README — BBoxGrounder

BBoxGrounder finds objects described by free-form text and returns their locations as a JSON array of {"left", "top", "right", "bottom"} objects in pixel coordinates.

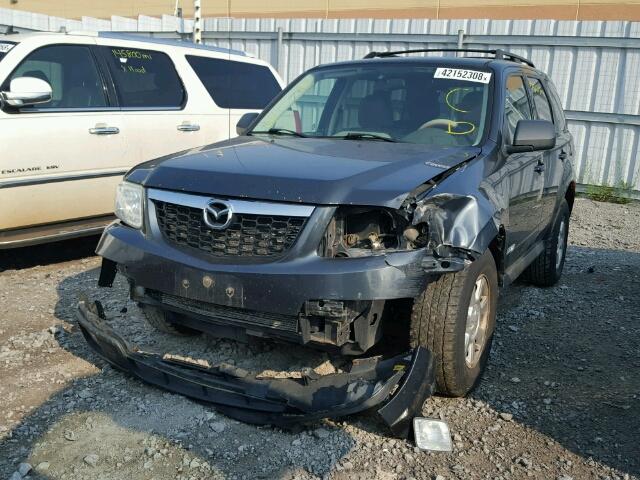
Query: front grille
[
  {"left": 154, "top": 200, "right": 306, "bottom": 257},
  {"left": 151, "top": 290, "right": 299, "bottom": 333}
]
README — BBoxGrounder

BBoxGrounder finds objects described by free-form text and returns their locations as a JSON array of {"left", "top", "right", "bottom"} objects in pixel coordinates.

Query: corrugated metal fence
[{"left": 2, "top": 9, "right": 639, "bottom": 193}]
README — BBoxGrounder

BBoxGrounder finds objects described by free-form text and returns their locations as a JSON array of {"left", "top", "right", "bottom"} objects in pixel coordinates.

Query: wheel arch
[
  {"left": 565, "top": 181, "right": 576, "bottom": 214},
  {"left": 488, "top": 224, "right": 506, "bottom": 278}
]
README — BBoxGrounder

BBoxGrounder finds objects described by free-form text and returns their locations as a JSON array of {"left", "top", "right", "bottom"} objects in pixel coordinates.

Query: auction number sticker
[
  {"left": 434, "top": 68, "right": 492, "bottom": 84},
  {"left": 0, "top": 42, "right": 15, "bottom": 53}
]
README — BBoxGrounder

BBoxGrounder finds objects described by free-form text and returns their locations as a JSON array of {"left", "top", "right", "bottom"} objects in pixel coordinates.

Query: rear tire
[
  {"left": 410, "top": 249, "right": 498, "bottom": 397},
  {"left": 141, "top": 304, "right": 201, "bottom": 336},
  {"left": 523, "top": 199, "right": 570, "bottom": 287}
]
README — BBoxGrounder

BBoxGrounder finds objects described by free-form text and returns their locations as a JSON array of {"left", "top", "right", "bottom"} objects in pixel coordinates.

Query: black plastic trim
[{"left": 76, "top": 297, "right": 434, "bottom": 435}]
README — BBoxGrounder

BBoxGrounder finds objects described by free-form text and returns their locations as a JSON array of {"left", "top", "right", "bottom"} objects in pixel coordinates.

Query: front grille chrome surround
[{"left": 147, "top": 189, "right": 314, "bottom": 258}]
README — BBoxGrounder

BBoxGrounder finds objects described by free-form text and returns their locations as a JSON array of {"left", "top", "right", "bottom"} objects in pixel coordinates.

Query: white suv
[{"left": 0, "top": 32, "right": 283, "bottom": 248}]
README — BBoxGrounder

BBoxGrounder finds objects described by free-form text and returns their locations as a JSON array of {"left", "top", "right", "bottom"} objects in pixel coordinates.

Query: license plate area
[{"left": 173, "top": 270, "right": 244, "bottom": 309}]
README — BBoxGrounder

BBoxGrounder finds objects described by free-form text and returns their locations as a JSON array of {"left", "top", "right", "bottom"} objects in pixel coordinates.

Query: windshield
[
  {"left": 0, "top": 41, "right": 16, "bottom": 63},
  {"left": 251, "top": 63, "right": 492, "bottom": 146}
]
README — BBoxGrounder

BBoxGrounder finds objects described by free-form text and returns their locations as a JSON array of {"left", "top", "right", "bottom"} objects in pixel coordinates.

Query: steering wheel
[
  {"left": 418, "top": 118, "right": 476, "bottom": 136},
  {"left": 418, "top": 118, "right": 458, "bottom": 130}
]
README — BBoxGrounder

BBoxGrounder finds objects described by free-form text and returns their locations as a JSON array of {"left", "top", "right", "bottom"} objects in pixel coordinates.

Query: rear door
[
  {"left": 185, "top": 55, "right": 282, "bottom": 138},
  {"left": 502, "top": 74, "right": 546, "bottom": 265},
  {"left": 0, "top": 41, "right": 128, "bottom": 232},
  {"left": 95, "top": 42, "right": 212, "bottom": 165},
  {"left": 526, "top": 76, "right": 566, "bottom": 230}
]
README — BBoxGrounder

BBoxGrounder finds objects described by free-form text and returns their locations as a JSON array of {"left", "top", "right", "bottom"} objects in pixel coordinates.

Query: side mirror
[
  {"left": 506, "top": 120, "right": 556, "bottom": 154},
  {"left": 0, "top": 76, "right": 52, "bottom": 107},
  {"left": 236, "top": 112, "right": 259, "bottom": 136}
]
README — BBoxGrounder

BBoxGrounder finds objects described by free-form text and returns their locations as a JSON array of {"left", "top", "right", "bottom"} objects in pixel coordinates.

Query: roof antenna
[{"left": 58, "top": 25, "right": 67, "bottom": 34}]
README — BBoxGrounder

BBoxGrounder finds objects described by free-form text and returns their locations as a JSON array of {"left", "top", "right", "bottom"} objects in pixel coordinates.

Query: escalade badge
[{"left": 203, "top": 199, "right": 233, "bottom": 230}]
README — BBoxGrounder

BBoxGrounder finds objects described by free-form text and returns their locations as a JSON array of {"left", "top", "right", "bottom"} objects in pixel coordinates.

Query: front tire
[
  {"left": 523, "top": 199, "right": 570, "bottom": 287},
  {"left": 410, "top": 249, "right": 498, "bottom": 397}
]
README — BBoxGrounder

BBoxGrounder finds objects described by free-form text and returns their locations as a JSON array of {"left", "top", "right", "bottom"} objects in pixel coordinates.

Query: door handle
[
  {"left": 559, "top": 150, "right": 568, "bottom": 160},
  {"left": 534, "top": 164, "right": 545, "bottom": 173},
  {"left": 89, "top": 125, "right": 120, "bottom": 135},
  {"left": 177, "top": 123, "right": 201, "bottom": 132}
]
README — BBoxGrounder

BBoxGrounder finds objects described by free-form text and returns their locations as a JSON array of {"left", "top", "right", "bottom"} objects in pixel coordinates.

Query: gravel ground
[{"left": 0, "top": 197, "right": 639, "bottom": 480}]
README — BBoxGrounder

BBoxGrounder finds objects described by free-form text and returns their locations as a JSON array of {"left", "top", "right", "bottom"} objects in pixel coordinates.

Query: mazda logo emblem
[{"left": 203, "top": 199, "right": 233, "bottom": 230}]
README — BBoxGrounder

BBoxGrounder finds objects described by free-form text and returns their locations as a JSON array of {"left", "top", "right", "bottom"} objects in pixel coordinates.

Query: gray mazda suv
[{"left": 78, "top": 49, "right": 575, "bottom": 434}]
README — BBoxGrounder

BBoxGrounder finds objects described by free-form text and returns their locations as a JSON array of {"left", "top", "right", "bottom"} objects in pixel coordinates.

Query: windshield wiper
[
  {"left": 333, "top": 132, "right": 397, "bottom": 143},
  {"left": 250, "top": 128, "right": 308, "bottom": 138}
]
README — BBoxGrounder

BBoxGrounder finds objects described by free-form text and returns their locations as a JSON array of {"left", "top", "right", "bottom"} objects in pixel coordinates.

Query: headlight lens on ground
[
  {"left": 115, "top": 181, "right": 144, "bottom": 229},
  {"left": 413, "top": 418, "right": 453, "bottom": 452}
]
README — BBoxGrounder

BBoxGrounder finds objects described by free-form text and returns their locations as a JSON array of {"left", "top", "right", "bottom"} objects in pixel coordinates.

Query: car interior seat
[{"left": 357, "top": 91, "right": 394, "bottom": 134}]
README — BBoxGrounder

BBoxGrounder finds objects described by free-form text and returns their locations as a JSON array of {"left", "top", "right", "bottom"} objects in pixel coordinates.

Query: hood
[{"left": 127, "top": 137, "right": 480, "bottom": 208}]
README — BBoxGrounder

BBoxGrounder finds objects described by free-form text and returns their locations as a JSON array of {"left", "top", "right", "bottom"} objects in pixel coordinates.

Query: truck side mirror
[
  {"left": 0, "top": 76, "right": 53, "bottom": 107},
  {"left": 236, "top": 112, "right": 259, "bottom": 136},
  {"left": 506, "top": 120, "right": 556, "bottom": 154}
]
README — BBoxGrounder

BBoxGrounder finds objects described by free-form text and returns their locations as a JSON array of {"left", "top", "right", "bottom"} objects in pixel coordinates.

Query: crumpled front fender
[{"left": 412, "top": 193, "right": 499, "bottom": 258}]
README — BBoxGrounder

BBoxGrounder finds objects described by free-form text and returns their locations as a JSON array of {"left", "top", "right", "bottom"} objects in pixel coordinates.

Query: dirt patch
[{"left": 1, "top": 197, "right": 639, "bottom": 480}]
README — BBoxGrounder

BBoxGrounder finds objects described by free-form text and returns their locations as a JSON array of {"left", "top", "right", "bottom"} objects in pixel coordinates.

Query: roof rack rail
[
  {"left": 0, "top": 25, "right": 18, "bottom": 35},
  {"left": 363, "top": 48, "right": 535, "bottom": 68}
]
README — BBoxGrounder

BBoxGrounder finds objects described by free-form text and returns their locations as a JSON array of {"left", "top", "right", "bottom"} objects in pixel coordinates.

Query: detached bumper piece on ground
[{"left": 76, "top": 298, "right": 435, "bottom": 438}]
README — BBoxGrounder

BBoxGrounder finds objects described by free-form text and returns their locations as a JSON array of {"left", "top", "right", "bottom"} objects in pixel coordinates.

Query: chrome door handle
[
  {"left": 177, "top": 123, "right": 200, "bottom": 132},
  {"left": 89, "top": 125, "right": 120, "bottom": 135}
]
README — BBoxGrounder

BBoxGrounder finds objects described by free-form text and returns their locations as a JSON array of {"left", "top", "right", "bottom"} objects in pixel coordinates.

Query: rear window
[
  {"left": 0, "top": 41, "right": 16, "bottom": 62},
  {"left": 186, "top": 55, "right": 281, "bottom": 109},
  {"left": 102, "top": 46, "right": 185, "bottom": 108}
]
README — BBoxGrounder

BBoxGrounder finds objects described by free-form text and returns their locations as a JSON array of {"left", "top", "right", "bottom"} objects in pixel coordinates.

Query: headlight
[
  {"left": 115, "top": 181, "right": 144, "bottom": 229},
  {"left": 319, "top": 207, "right": 425, "bottom": 257}
]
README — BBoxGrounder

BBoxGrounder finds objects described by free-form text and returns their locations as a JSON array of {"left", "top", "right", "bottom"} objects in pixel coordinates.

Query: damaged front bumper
[
  {"left": 97, "top": 222, "right": 465, "bottom": 353},
  {"left": 76, "top": 298, "right": 435, "bottom": 437}
]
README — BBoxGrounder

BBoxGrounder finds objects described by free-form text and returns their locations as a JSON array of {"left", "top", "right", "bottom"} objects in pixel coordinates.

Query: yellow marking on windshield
[
  {"left": 447, "top": 121, "right": 476, "bottom": 136},
  {"left": 445, "top": 87, "right": 473, "bottom": 113},
  {"left": 444, "top": 88, "right": 477, "bottom": 135}
]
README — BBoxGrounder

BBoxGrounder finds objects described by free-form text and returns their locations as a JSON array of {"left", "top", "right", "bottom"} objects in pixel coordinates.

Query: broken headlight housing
[
  {"left": 319, "top": 206, "right": 429, "bottom": 258},
  {"left": 115, "top": 181, "right": 144, "bottom": 229}
]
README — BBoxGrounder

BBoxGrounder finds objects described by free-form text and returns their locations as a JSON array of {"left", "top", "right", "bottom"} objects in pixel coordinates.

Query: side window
[
  {"left": 186, "top": 56, "right": 281, "bottom": 109},
  {"left": 544, "top": 81, "right": 567, "bottom": 132},
  {"left": 103, "top": 47, "right": 185, "bottom": 108},
  {"left": 527, "top": 77, "right": 553, "bottom": 123},
  {"left": 7, "top": 45, "right": 107, "bottom": 109},
  {"left": 504, "top": 75, "right": 532, "bottom": 143}
]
